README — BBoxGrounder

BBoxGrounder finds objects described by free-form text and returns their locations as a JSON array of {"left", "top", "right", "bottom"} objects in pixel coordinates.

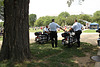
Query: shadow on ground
[{"left": 0, "top": 40, "right": 98, "bottom": 67}]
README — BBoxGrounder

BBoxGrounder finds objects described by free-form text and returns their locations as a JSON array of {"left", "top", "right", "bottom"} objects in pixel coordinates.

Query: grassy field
[
  {"left": 29, "top": 28, "right": 67, "bottom": 33},
  {"left": 29, "top": 28, "right": 43, "bottom": 32},
  {"left": 83, "top": 29, "right": 97, "bottom": 33},
  {"left": 0, "top": 41, "right": 98, "bottom": 67},
  {"left": 0, "top": 36, "right": 3, "bottom": 41},
  {"left": 30, "top": 28, "right": 97, "bottom": 33}
]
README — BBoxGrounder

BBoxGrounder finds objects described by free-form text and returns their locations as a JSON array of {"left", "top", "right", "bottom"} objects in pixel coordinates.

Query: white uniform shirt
[
  {"left": 49, "top": 22, "right": 60, "bottom": 31},
  {"left": 43, "top": 27, "right": 49, "bottom": 32},
  {"left": 72, "top": 22, "right": 82, "bottom": 31}
]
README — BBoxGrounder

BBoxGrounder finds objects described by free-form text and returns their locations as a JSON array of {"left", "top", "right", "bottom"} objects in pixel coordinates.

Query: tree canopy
[
  {"left": 34, "top": 16, "right": 57, "bottom": 26},
  {"left": 0, "top": 0, "right": 4, "bottom": 20},
  {"left": 29, "top": 14, "right": 37, "bottom": 27},
  {"left": 78, "top": 14, "right": 92, "bottom": 22},
  {"left": 93, "top": 11, "right": 100, "bottom": 25},
  {"left": 67, "top": 0, "right": 84, "bottom": 7},
  {"left": 58, "top": 12, "right": 70, "bottom": 18}
]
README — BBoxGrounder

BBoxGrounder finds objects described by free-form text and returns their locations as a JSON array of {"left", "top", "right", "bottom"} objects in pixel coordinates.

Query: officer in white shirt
[
  {"left": 43, "top": 25, "right": 49, "bottom": 41},
  {"left": 49, "top": 19, "right": 65, "bottom": 48},
  {"left": 43, "top": 25, "right": 49, "bottom": 34},
  {"left": 69, "top": 19, "right": 83, "bottom": 47}
]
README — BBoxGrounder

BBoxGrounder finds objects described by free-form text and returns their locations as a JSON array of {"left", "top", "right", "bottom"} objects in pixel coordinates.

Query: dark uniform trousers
[
  {"left": 75, "top": 30, "right": 82, "bottom": 47},
  {"left": 50, "top": 31, "right": 57, "bottom": 47}
]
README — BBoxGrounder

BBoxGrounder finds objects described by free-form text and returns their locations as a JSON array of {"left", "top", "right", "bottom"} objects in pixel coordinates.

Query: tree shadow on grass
[
  {"left": 27, "top": 40, "right": 98, "bottom": 67},
  {"left": 0, "top": 40, "right": 98, "bottom": 67}
]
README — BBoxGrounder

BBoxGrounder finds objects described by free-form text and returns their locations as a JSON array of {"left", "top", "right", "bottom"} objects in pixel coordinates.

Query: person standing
[
  {"left": 69, "top": 19, "right": 83, "bottom": 47},
  {"left": 49, "top": 19, "right": 65, "bottom": 48}
]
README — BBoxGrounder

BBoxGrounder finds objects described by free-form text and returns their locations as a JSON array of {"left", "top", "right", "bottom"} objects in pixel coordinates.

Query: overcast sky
[
  {"left": 0, "top": 0, "right": 99, "bottom": 22},
  {"left": 29, "top": 0, "right": 100, "bottom": 18},
  {"left": 27, "top": 0, "right": 100, "bottom": 18}
]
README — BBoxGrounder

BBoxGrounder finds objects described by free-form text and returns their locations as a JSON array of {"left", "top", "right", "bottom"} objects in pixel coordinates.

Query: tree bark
[{"left": 0, "top": 0, "right": 31, "bottom": 62}]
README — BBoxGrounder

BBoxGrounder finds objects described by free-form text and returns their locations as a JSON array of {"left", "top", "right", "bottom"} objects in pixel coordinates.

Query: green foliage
[
  {"left": 93, "top": 11, "right": 100, "bottom": 25},
  {"left": 29, "top": 14, "right": 37, "bottom": 27},
  {"left": 58, "top": 12, "right": 70, "bottom": 18},
  {"left": 0, "top": 21, "right": 4, "bottom": 27},
  {"left": 78, "top": 20, "right": 86, "bottom": 25},
  {"left": 67, "top": 0, "right": 84, "bottom": 7},
  {"left": 66, "top": 15, "right": 78, "bottom": 25},
  {"left": 0, "top": 0, "right": 4, "bottom": 20},
  {"left": 56, "top": 17, "right": 67, "bottom": 26},
  {"left": 78, "top": 14, "right": 92, "bottom": 25},
  {"left": 32, "top": 10, "right": 100, "bottom": 26},
  {"left": 56, "top": 12, "right": 70, "bottom": 26},
  {"left": 34, "top": 16, "right": 57, "bottom": 26},
  {"left": 34, "top": 17, "right": 44, "bottom": 26},
  {"left": 78, "top": 14, "right": 92, "bottom": 22}
]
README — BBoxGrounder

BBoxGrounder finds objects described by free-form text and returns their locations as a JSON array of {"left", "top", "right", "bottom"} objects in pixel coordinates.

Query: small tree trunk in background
[{"left": 0, "top": 0, "right": 31, "bottom": 61}]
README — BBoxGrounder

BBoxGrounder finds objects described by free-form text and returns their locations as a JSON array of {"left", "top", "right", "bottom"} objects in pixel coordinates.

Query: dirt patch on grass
[{"left": 73, "top": 53, "right": 95, "bottom": 67}]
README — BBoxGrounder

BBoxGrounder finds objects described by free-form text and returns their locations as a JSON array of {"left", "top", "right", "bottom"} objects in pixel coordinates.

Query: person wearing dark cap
[{"left": 49, "top": 19, "right": 65, "bottom": 48}]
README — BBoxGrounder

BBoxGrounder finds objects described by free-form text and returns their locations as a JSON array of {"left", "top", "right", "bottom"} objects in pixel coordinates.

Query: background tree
[
  {"left": 66, "top": 15, "right": 78, "bottom": 25},
  {"left": 93, "top": 11, "right": 100, "bottom": 25},
  {"left": 29, "top": 14, "right": 37, "bottom": 27},
  {"left": 0, "top": 0, "right": 31, "bottom": 61},
  {"left": 42, "top": 16, "right": 55, "bottom": 26},
  {"left": 58, "top": 12, "right": 70, "bottom": 18},
  {"left": 56, "top": 17, "right": 67, "bottom": 26},
  {"left": 34, "top": 16, "right": 56, "bottom": 26},
  {"left": 78, "top": 14, "right": 92, "bottom": 25},
  {"left": 67, "top": 0, "right": 84, "bottom": 7},
  {"left": 78, "top": 14, "right": 92, "bottom": 22},
  {"left": 34, "top": 17, "right": 44, "bottom": 26},
  {"left": 0, "top": 21, "right": 3, "bottom": 27},
  {"left": 0, "top": 0, "right": 4, "bottom": 20}
]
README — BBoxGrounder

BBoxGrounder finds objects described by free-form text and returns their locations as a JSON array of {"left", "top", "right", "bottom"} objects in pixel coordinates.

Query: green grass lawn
[
  {"left": 29, "top": 28, "right": 67, "bottom": 33},
  {"left": 0, "top": 36, "right": 3, "bottom": 41},
  {"left": 30, "top": 28, "right": 97, "bottom": 33},
  {"left": 29, "top": 28, "right": 43, "bottom": 32},
  {"left": 83, "top": 29, "right": 97, "bottom": 33},
  {"left": 0, "top": 41, "right": 98, "bottom": 67}
]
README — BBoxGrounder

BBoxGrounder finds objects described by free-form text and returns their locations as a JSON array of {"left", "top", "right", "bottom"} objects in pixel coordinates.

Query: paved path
[
  {"left": 80, "top": 33, "right": 99, "bottom": 45},
  {"left": 58, "top": 33, "right": 99, "bottom": 45},
  {"left": 29, "top": 32, "right": 99, "bottom": 45}
]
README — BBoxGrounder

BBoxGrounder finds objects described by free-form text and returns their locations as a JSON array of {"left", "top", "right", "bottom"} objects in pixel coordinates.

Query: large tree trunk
[{"left": 0, "top": 0, "right": 31, "bottom": 61}]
